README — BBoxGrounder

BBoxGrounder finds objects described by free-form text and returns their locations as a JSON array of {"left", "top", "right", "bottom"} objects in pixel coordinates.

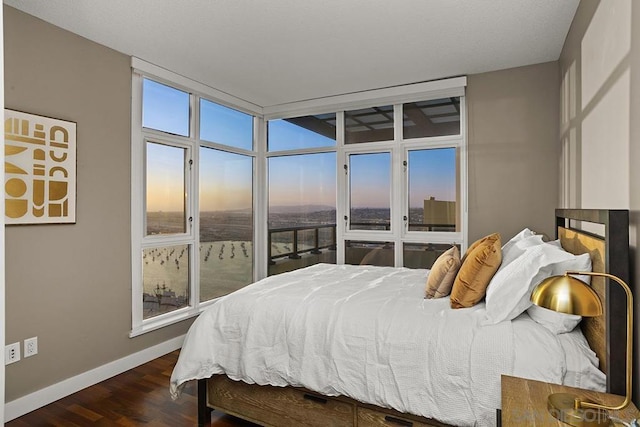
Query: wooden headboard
[{"left": 555, "top": 209, "right": 629, "bottom": 396}]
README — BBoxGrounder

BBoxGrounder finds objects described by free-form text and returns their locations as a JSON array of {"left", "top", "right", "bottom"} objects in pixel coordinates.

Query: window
[
  {"left": 146, "top": 142, "right": 188, "bottom": 235},
  {"left": 132, "top": 73, "right": 257, "bottom": 335},
  {"left": 345, "top": 105, "right": 394, "bottom": 144},
  {"left": 200, "top": 99, "right": 253, "bottom": 150},
  {"left": 348, "top": 152, "right": 391, "bottom": 231},
  {"left": 403, "top": 97, "right": 461, "bottom": 139},
  {"left": 268, "top": 114, "right": 336, "bottom": 151},
  {"left": 341, "top": 100, "right": 465, "bottom": 270},
  {"left": 346, "top": 241, "right": 394, "bottom": 266},
  {"left": 132, "top": 59, "right": 466, "bottom": 334},
  {"left": 267, "top": 152, "right": 337, "bottom": 276},
  {"left": 142, "top": 79, "right": 189, "bottom": 136},
  {"left": 143, "top": 244, "right": 190, "bottom": 319},
  {"left": 403, "top": 242, "right": 460, "bottom": 269},
  {"left": 266, "top": 114, "right": 338, "bottom": 277},
  {"left": 199, "top": 148, "right": 253, "bottom": 300},
  {"left": 407, "top": 147, "right": 459, "bottom": 232}
]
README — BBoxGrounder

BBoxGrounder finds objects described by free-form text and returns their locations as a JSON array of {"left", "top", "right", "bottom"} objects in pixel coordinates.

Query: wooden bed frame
[{"left": 195, "top": 208, "right": 630, "bottom": 427}]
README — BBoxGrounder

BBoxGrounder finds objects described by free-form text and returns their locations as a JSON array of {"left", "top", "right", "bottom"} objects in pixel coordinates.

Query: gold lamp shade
[
  {"left": 531, "top": 274, "right": 603, "bottom": 317},
  {"left": 530, "top": 271, "right": 634, "bottom": 427}
]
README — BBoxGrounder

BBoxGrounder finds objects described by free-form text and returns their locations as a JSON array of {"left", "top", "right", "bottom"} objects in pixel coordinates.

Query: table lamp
[{"left": 530, "top": 271, "right": 633, "bottom": 427}]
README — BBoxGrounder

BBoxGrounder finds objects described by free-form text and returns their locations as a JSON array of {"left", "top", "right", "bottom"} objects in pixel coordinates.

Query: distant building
[{"left": 423, "top": 197, "right": 456, "bottom": 231}]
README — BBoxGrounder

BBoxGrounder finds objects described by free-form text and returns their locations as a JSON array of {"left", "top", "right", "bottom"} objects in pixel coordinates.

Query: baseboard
[{"left": 4, "top": 334, "right": 185, "bottom": 422}]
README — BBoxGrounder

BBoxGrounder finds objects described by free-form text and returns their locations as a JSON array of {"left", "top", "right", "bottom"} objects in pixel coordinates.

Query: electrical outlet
[
  {"left": 5, "top": 342, "right": 21, "bottom": 365},
  {"left": 24, "top": 337, "right": 38, "bottom": 358}
]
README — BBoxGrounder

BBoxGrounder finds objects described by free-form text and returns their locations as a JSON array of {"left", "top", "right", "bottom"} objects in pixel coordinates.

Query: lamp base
[{"left": 547, "top": 393, "right": 610, "bottom": 426}]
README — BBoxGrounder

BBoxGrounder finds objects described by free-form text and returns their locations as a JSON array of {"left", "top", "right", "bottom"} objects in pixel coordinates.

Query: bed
[{"left": 170, "top": 209, "right": 630, "bottom": 427}]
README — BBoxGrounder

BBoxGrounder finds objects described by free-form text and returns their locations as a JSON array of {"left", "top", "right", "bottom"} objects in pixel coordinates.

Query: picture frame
[{"left": 4, "top": 109, "right": 77, "bottom": 224}]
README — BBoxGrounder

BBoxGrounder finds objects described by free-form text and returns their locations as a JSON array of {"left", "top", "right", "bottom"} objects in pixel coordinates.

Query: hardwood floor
[{"left": 6, "top": 350, "right": 258, "bottom": 427}]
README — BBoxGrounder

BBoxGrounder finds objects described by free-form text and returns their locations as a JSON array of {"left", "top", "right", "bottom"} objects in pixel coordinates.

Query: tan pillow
[
  {"left": 425, "top": 246, "right": 461, "bottom": 299},
  {"left": 450, "top": 233, "right": 502, "bottom": 309}
]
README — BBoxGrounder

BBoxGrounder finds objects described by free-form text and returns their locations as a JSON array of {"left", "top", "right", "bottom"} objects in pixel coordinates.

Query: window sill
[
  {"left": 130, "top": 307, "right": 199, "bottom": 338},
  {"left": 130, "top": 298, "right": 219, "bottom": 337}
]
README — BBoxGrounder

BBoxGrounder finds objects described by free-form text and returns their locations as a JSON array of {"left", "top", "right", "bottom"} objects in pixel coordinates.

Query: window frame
[
  {"left": 402, "top": 138, "right": 464, "bottom": 239},
  {"left": 344, "top": 146, "right": 394, "bottom": 234}
]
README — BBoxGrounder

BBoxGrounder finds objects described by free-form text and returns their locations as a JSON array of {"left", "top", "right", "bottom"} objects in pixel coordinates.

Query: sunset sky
[{"left": 143, "top": 78, "right": 456, "bottom": 213}]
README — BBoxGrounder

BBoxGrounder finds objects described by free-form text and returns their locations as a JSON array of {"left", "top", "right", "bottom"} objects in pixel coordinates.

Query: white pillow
[
  {"left": 526, "top": 305, "right": 582, "bottom": 334},
  {"left": 500, "top": 233, "right": 545, "bottom": 269},
  {"left": 484, "top": 243, "right": 592, "bottom": 324},
  {"left": 501, "top": 228, "right": 536, "bottom": 258}
]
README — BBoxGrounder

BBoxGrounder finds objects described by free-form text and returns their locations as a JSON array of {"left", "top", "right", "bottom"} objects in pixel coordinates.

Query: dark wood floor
[{"left": 6, "top": 350, "right": 258, "bottom": 426}]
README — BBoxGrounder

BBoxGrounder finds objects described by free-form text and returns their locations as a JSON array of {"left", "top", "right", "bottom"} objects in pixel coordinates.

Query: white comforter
[{"left": 170, "top": 263, "right": 598, "bottom": 426}]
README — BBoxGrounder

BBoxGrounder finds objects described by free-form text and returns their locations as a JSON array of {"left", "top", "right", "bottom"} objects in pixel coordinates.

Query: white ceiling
[{"left": 5, "top": 0, "right": 579, "bottom": 108}]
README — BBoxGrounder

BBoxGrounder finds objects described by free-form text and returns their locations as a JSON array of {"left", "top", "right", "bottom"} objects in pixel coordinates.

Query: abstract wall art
[{"left": 4, "top": 109, "right": 76, "bottom": 224}]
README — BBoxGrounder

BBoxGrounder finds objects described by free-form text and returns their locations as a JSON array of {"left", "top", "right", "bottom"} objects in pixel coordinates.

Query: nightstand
[{"left": 501, "top": 375, "right": 640, "bottom": 426}]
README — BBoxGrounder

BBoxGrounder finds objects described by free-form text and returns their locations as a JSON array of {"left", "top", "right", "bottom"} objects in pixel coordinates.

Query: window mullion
[
  {"left": 392, "top": 104, "right": 404, "bottom": 267},
  {"left": 336, "top": 111, "right": 346, "bottom": 265},
  {"left": 190, "top": 93, "right": 200, "bottom": 312},
  {"left": 190, "top": 140, "right": 200, "bottom": 312},
  {"left": 254, "top": 116, "right": 268, "bottom": 281}
]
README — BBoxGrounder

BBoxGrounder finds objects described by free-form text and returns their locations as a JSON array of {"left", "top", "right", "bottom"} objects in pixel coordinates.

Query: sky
[
  {"left": 200, "top": 148, "right": 253, "bottom": 211},
  {"left": 408, "top": 148, "right": 456, "bottom": 207},
  {"left": 268, "top": 152, "right": 336, "bottom": 208},
  {"left": 350, "top": 153, "right": 390, "bottom": 208},
  {"left": 146, "top": 142, "right": 185, "bottom": 212},
  {"left": 143, "top": 78, "right": 456, "bottom": 213},
  {"left": 268, "top": 118, "right": 335, "bottom": 151}
]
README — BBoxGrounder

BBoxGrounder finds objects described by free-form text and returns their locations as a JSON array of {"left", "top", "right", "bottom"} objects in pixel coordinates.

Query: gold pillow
[
  {"left": 450, "top": 233, "right": 502, "bottom": 309},
  {"left": 425, "top": 246, "right": 461, "bottom": 299},
  {"left": 461, "top": 233, "right": 489, "bottom": 263}
]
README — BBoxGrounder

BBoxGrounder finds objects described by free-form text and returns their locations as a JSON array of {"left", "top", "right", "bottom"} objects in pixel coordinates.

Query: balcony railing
[
  {"left": 267, "top": 222, "right": 455, "bottom": 265},
  {"left": 349, "top": 222, "right": 455, "bottom": 231},
  {"left": 268, "top": 224, "right": 337, "bottom": 264}
]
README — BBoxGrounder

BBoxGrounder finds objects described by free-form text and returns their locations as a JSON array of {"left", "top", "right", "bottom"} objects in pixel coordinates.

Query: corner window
[{"left": 132, "top": 63, "right": 466, "bottom": 333}]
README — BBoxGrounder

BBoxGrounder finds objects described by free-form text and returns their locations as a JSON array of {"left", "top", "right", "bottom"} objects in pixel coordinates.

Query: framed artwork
[{"left": 4, "top": 109, "right": 77, "bottom": 224}]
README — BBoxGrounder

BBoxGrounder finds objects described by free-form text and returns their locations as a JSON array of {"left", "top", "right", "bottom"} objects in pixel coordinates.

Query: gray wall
[
  {"left": 466, "top": 61, "right": 560, "bottom": 243},
  {"left": 558, "top": 0, "right": 640, "bottom": 403},
  {"left": 4, "top": 6, "right": 193, "bottom": 402}
]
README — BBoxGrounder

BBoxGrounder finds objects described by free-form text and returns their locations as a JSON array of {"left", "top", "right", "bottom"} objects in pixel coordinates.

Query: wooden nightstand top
[{"left": 501, "top": 375, "right": 640, "bottom": 426}]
